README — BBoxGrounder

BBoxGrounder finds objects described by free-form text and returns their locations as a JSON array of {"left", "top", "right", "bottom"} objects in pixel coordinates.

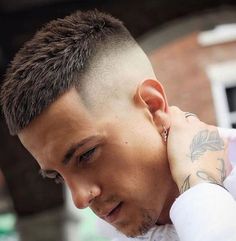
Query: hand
[{"left": 167, "top": 106, "right": 228, "bottom": 194}]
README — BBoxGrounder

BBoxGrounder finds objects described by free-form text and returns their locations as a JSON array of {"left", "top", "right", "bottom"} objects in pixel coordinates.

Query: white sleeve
[{"left": 170, "top": 183, "right": 236, "bottom": 241}]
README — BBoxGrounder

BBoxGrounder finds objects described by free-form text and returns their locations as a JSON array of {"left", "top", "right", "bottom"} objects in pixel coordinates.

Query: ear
[{"left": 133, "top": 79, "right": 170, "bottom": 131}]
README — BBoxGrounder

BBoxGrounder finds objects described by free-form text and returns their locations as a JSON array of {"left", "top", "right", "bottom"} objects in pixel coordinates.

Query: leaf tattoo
[
  {"left": 180, "top": 175, "right": 191, "bottom": 194},
  {"left": 196, "top": 171, "right": 220, "bottom": 184},
  {"left": 189, "top": 130, "right": 224, "bottom": 162}
]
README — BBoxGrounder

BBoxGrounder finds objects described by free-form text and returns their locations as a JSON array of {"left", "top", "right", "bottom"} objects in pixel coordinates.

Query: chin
[
  {"left": 118, "top": 223, "right": 154, "bottom": 238},
  {"left": 116, "top": 212, "right": 156, "bottom": 238}
]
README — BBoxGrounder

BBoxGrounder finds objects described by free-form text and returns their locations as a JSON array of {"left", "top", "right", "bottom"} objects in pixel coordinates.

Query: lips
[{"left": 103, "top": 202, "right": 123, "bottom": 224}]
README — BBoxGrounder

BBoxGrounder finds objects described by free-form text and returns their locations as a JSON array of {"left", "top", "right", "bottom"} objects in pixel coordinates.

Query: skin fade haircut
[{"left": 0, "top": 10, "right": 135, "bottom": 135}]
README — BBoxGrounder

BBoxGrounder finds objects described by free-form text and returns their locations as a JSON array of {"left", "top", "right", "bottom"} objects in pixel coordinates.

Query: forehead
[{"left": 18, "top": 88, "right": 99, "bottom": 167}]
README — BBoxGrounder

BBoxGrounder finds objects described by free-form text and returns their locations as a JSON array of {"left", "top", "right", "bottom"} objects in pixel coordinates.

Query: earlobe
[{"left": 134, "top": 79, "right": 170, "bottom": 131}]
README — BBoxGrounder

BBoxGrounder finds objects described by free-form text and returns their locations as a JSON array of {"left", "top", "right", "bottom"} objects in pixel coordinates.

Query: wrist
[{"left": 177, "top": 173, "right": 224, "bottom": 194}]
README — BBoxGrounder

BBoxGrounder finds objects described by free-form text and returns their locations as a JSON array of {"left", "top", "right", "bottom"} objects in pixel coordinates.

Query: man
[{"left": 1, "top": 10, "right": 236, "bottom": 241}]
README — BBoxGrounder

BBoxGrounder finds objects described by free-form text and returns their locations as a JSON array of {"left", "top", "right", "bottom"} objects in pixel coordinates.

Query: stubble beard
[{"left": 117, "top": 208, "right": 157, "bottom": 238}]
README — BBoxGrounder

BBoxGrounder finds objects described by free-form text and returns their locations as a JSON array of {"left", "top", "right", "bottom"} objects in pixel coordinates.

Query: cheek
[
  {"left": 124, "top": 148, "right": 172, "bottom": 206},
  {"left": 96, "top": 118, "right": 170, "bottom": 192}
]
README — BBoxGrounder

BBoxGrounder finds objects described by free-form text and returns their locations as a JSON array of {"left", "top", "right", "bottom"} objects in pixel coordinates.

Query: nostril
[
  {"left": 72, "top": 190, "right": 97, "bottom": 209},
  {"left": 69, "top": 182, "right": 101, "bottom": 209}
]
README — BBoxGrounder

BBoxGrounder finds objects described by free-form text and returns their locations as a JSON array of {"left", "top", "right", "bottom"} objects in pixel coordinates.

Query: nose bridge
[{"left": 68, "top": 174, "right": 100, "bottom": 209}]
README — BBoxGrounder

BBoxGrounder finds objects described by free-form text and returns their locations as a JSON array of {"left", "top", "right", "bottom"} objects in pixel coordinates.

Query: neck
[{"left": 156, "top": 180, "right": 179, "bottom": 225}]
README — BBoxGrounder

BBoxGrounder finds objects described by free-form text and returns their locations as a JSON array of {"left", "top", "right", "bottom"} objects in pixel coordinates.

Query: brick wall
[{"left": 149, "top": 32, "right": 236, "bottom": 125}]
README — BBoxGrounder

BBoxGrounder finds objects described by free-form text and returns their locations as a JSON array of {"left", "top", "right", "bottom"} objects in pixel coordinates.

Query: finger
[{"left": 169, "top": 106, "right": 188, "bottom": 125}]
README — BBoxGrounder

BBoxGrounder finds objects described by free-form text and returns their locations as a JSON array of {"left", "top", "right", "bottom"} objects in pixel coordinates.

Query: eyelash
[
  {"left": 54, "top": 147, "right": 96, "bottom": 183},
  {"left": 54, "top": 173, "right": 64, "bottom": 184},
  {"left": 77, "top": 147, "right": 96, "bottom": 165}
]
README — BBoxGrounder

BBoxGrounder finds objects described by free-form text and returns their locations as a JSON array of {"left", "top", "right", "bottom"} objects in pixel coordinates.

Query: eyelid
[
  {"left": 76, "top": 145, "right": 99, "bottom": 165},
  {"left": 81, "top": 146, "right": 97, "bottom": 155},
  {"left": 46, "top": 172, "right": 58, "bottom": 178},
  {"left": 47, "top": 173, "right": 64, "bottom": 184},
  {"left": 80, "top": 142, "right": 100, "bottom": 155},
  {"left": 39, "top": 170, "right": 64, "bottom": 183},
  {"left": 75, "top": 136, "right": 105, "bottom": 160}
]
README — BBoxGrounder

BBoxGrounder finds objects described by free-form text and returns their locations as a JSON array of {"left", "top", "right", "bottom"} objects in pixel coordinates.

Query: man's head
[{"left": 1, "top": 10, "right": 177, "bottom": 237}]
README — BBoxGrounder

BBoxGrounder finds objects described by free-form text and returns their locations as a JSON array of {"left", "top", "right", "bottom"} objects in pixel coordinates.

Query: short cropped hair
[{"left": 0, "top": 10, "right": 134, "bottom": 135}]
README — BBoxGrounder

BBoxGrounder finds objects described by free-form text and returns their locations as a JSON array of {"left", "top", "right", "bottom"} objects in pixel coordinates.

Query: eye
[
  {"left": 40, "top": 171, "right": 64, "bottom": 184},
  {"left": 77, "top": 147, "right": 96, "bottom": 164}
]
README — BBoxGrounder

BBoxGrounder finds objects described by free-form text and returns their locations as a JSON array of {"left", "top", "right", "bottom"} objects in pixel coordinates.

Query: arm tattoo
[
  {"left": 196, "top": 170, "right": 220, "bottom": 184},
  {"left": 196, "top": 157, "right": 226, "bottom": 185},
  {"left": 189, "top": 130, "right": 224, "bottom": 162},
  {"left": 180, "top": 175, "right": 191, "bottom": 194},
  {"left": 180, "top": 159, "right": 226, "bottom": 194}
]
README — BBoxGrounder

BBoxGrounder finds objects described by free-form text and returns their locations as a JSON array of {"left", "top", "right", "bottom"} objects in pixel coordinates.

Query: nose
[{"left": 70, "top": 181, "right": 101, "bottom": 209}]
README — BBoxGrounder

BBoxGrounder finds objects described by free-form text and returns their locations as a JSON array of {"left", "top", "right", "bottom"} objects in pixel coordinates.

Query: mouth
[{"left": 103, "top": 202, "right": 123, "bottom": 224}]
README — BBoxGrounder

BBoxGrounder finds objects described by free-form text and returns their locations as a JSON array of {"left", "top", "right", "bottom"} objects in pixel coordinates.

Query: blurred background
[{"left": 0, "top": 0, "right": 236, "bottom": 240}]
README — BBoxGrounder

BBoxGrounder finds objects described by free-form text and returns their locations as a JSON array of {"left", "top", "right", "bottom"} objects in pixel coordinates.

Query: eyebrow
[{"left": 62, "top": 135, "right": 98, "bottom": 165}]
